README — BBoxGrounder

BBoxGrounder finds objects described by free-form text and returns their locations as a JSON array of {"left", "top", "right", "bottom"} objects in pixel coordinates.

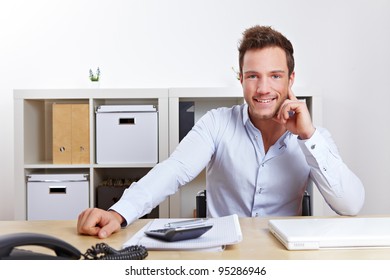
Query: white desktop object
[
  {"left": 123, "top": 214, "right": 242, "bottom": 251},
  {"left": 268, "top": 217, "right": 390, "bottom": 250}
]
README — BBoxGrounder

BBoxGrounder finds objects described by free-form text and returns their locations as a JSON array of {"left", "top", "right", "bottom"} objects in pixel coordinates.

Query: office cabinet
[{"left": 14, "top": 89, "right": 169, "bottom": 220}]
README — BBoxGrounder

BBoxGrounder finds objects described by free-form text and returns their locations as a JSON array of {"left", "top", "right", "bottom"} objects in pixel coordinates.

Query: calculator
[{"left": 144, "top": 223, "right": 213, "bottom": 242}]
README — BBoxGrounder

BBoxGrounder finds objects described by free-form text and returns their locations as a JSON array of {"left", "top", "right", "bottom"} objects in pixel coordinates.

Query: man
[{"left": 77, "top": 25, "right": 365, "bottom": 238}]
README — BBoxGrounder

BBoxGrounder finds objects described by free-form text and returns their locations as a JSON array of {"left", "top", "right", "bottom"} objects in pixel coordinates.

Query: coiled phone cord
[{"left": 83, "top": 243, "right": 148, "bottom": 260}]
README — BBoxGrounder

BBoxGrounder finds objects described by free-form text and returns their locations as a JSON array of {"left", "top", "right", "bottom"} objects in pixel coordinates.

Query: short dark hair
[{"left": 238, "top": 25, "right": 295, "bottom": 76}]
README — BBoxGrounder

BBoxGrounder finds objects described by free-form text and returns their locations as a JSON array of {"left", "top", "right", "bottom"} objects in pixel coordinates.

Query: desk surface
[{"left": 1, "top": 217, "right": 390, "bottom": 259}]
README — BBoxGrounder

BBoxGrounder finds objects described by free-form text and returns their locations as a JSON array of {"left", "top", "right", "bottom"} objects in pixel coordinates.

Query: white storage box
[
  {"left": 27, "top": 174, "right": 89, "bottom": 220},
  {"left": 96, "top": 105, "right": 158, "bottom": 164}
]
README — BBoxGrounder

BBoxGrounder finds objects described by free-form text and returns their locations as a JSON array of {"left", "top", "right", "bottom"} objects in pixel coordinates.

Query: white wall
[{"left": 1, "top": 0, "right": 389, "bottom": 220}]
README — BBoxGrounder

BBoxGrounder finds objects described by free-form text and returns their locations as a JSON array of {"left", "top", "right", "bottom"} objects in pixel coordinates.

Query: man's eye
[
  {"left": 247, "top": 75, "right": 257, "bottom": 79},
  {"left": 272, "top": 75, "right": 281, "bottom": 79}
]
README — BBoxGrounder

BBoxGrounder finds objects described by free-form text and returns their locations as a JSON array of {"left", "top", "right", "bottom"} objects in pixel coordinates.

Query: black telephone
[
  {"left": 0, "top": 232, "right": 148, "bottom": 260},
  {"left": 0, "top": 232, "right": 81, "bottom": 260}
]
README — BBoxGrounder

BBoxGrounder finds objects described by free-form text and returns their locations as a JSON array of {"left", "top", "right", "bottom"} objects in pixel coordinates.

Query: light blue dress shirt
[{"left": 111, "top": 104, "right": 365, "bottom": 225}]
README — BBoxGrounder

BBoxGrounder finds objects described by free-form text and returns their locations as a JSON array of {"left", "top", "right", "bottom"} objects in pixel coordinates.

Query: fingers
[
  {"left": 278, "top": 88, "right": 305, "bottom": 121},
  {"left": 77, "top": 208, "right": 122, "bottom": 239},
  {"left": 77, "top": 208, "right": 100, "bottom": 236},
  {"left": 273, "top": 88, "right": 298, "bottom": 122},
  {"left": 99, "top": 218, "right": 121, "bottom": 239},
  {"left": 278, "top": 101, "right": 300, "bottom": 123},
  {"left": 77, "top": 208, "right": 110, "bottom": 237},
  {"left": 273, "top": 91, "right": 315, "bottom": 138},
  {"left": 288, "top": 88, "right": 299, "bottom": 102}
]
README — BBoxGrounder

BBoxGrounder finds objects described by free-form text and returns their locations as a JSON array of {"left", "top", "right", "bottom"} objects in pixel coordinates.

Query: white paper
[{"left": 123, "top": 214, "right": 242, "bottom": 251}]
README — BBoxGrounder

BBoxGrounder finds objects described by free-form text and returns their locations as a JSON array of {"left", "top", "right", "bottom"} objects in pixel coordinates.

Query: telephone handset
[
  {"left": 0, "top": 232, "right": 148, "bottom": 260},
  {"left": 0, "top": 232, "right": 81, "bottom": 260}
]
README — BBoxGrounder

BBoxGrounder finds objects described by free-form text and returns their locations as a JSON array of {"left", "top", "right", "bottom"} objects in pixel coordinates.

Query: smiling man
[
  {"left": 77, "top": 25, "right": 365, "bottom": 239},
  {"left": 241, "top": 46, "right": 315, "bottom": 152}
]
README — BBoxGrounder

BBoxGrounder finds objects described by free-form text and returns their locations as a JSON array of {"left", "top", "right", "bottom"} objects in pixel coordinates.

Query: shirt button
[{"left": 311, "top": 144, "right": 316, "bottom": 149}]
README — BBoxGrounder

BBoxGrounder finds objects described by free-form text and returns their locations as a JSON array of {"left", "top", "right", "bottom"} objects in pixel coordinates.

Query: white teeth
[{"left": 255, "top": 98, "right": 272, "bottom": 103}]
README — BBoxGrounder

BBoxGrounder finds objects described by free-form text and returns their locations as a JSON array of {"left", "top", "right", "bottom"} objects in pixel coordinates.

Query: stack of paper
[{"left": 123, "top": 214, "right": 242, "bottom": 251}]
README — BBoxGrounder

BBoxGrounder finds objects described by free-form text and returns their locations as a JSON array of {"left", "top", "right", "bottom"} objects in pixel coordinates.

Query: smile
[{"left": 253, "top": 97, "right": 276, "bottom": 103}]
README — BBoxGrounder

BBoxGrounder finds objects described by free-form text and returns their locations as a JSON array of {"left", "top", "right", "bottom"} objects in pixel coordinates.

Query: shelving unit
[
  {"left": 14, "top": 88, "right": 169, "bottom": 220},
  {"left": 14, "top": 87, "right": 325, "bottom": 221}
]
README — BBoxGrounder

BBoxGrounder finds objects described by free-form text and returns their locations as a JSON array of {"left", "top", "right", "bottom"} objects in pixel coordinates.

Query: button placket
[{"left": 252, "top": 162, "right": 265, "bottom": 217}]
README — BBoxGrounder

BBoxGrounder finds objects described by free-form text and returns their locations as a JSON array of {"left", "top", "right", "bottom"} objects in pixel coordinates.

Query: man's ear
[{"left": 288, "top": 72, "right": 295, "bottom": 88}]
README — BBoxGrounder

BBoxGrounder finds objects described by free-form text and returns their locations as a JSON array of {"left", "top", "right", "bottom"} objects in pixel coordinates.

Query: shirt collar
[
  {"left": 242, "top": 103, "right": 250, "bottom": 125},
  {"left": 277, "top": 131, "right": 291, "bottom": 150}
]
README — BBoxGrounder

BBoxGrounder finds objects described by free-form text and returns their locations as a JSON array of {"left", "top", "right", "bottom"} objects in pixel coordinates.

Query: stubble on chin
[{"left": 248, "top": 101, "right": 282, "bottom": 121}]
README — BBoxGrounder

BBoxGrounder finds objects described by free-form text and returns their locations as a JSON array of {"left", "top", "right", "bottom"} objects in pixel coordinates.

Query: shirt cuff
[
  {"left": 297, "top": 128, "right": 329, "bottom": 166},
  {"left": 109, "top": 202, "right": 139, "bottom": 228}
]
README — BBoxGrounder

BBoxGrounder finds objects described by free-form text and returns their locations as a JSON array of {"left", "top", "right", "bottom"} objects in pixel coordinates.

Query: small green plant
[{"left": 89, "top": 67, "right": 100, "bottom": 82}]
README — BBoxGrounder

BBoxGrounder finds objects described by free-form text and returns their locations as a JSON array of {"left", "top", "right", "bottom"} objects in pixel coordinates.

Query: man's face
[{"left": 240, "top": 47, "right": 294, "bottom": 122}]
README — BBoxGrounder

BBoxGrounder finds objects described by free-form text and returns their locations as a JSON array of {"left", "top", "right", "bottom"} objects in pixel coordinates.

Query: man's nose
[{"left": 256, "top": 78, "right": 270, "bottom": 94}]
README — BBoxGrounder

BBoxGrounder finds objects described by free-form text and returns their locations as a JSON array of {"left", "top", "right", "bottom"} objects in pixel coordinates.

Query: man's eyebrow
[
  {"left": 270, "top": 70, "right": 286, "bottom": 73},
  {"left": 243, "top": 70, "right": 286, "bottom": 74},
  {"left": 243, "top": 70, "right": 258, "bottom": 74}
]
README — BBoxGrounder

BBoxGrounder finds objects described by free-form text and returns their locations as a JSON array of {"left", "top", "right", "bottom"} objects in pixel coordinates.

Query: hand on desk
[{"left": 77, "top": 208, "right": 124, "bottom": 239}]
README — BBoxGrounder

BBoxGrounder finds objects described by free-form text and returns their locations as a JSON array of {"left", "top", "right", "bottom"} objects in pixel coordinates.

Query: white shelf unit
[
  {"left": 14, "top": 88, "right": 169, "bottom": 220},
  {"left": 167, "top": 87, "right": 326, "bottom": 218},
  {"left": 14, "top": 87, "right": 326, "bottom": 221}
]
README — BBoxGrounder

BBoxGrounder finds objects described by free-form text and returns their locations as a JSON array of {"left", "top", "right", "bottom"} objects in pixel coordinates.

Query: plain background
[{"left": 1, "top": 0, "right": 389, "bottom": 220}]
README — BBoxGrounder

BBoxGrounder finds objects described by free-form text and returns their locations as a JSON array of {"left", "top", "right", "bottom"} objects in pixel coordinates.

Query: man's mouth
[{"left": 253, "top": 97, "right": 276, "bottom": 103}]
